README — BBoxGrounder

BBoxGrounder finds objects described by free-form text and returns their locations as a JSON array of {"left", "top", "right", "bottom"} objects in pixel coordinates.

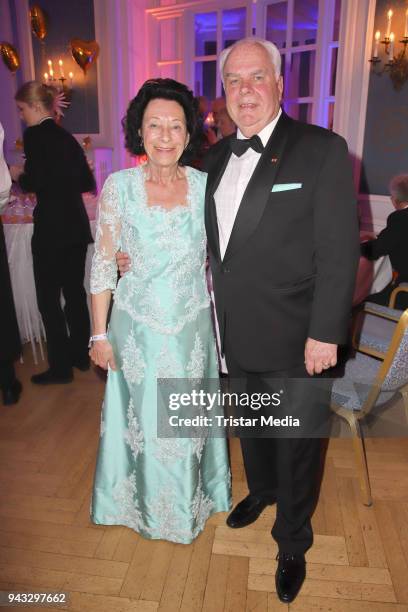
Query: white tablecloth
[
  {"left": 371, "top": 256, "right": 393, "bottom": 293},
  {"left": 3, "top": 221, "right": 95, "bottom": 363}
]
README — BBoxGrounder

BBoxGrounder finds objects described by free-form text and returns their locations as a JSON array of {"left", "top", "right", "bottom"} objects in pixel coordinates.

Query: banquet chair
[
  {"left": 331, "top": 303, "right": 408, "bottom": 506},
  {"left": 353, "top": 284, "right": 408, "bottom": 358},
  {"left": 389, "top": 282, "right": 408, "bottom": 308},
  {"left": 362, "top": 283, "right": 408, "bottom": 322}
]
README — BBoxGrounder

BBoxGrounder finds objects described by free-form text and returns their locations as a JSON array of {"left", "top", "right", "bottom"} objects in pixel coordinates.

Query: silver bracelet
[{"left": 89, "top": 333, "right": 108, "bottom": 348}]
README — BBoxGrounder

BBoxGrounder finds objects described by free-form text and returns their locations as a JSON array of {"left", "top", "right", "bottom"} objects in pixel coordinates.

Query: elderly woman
[{"left": 89, "top": 79, "right": 231, "bottom": 543}]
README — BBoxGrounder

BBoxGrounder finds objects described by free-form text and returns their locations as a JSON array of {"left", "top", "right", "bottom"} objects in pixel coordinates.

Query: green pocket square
[{"left": 271, "top": 183, "right": 302, "bottom": 192}]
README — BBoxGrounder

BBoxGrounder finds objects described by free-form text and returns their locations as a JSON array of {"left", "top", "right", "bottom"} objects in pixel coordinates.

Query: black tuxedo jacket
[
  {"left": 18, "top": 118, "right": 95, "bottom": 250},
  {"left": 203, "top": 112, "right": 360, "bottom": 371},
  {"left": 361, "top": 208, "right": 408, "bottom": 281}
]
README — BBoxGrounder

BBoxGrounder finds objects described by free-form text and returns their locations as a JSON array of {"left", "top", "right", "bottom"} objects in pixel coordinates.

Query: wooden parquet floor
[{"left": 1, "top": 348, "right": 408, "bottom": 612}]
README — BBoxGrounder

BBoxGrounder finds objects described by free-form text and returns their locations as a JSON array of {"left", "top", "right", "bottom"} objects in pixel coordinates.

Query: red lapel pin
[{"left": 271, "top": 157, "right": 278, "bottom": 163}]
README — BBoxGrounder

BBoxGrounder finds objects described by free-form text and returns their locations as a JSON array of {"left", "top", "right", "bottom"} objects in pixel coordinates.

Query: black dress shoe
[
  {"left": 2, "top": 380, "right": 22, "bottom": 405},
  {"left": 31, "top": 369, "right": 73, "bottom": 385},
  {"left": 275, "top": 553, "right": 306, "bottom": 603},
  {"left": 226, "top": 494, "right": 275, "bottom": 528},
  {"left": 73, "top": 357, "right": 90, "bottom": 371}
]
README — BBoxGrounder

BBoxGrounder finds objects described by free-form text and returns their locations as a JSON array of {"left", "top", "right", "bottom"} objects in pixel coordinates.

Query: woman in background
[{"left": 10, "top": 82, "right": 96, "bottom": 384}]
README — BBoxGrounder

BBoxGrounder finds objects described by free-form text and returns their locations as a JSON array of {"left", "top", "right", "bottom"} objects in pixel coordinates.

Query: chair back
[
  {"left": 359, "top": 310, "right": 408, "bottom": 414},
  {"left": 382, "top": 313, "right": 408, "bottom": 390}
]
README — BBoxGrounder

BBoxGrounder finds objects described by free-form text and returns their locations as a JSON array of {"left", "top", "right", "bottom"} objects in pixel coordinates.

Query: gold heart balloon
[
  {"left": 0, "top": 42, "right": 20, "bottom": 73},
  {"left": 30, "top": 5, "right": 47, "bottom": 41},
  {"left": 70, "top": 39, "right": 99, "bottom": 75}
]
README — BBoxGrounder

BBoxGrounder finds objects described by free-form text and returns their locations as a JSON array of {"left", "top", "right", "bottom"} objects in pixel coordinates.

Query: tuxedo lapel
[
  {"left": 204, "top": 139, "right": 233, "bottom": 262},
  {"left": 223, "top": 112, "right": 292, "bottom": 263}
]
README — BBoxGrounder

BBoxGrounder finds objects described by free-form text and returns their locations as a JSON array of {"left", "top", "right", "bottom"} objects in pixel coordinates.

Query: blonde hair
[{"left": 15, "top": 81, "right": 57, "bottom": 112}]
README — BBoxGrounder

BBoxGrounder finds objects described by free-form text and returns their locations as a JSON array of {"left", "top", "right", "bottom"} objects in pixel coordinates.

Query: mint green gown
[{"left": 90, "top": 165, "right": 231, "bottom": 544}]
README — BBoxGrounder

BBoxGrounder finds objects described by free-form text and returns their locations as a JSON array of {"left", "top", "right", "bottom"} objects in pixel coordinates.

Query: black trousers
[
  {"left": 0, "top": 360, "right": 17, "bottom": 391},
  {"left": 32, "top": 243, "right": 90, "bottom": 375},
  {"left": 225, "top": 349, "right": 330, "bottom": 555}
]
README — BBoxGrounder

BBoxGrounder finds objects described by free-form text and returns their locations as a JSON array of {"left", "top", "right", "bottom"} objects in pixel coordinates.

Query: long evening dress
[{"left": 90, "top": 164, "right": 231, "bottom": 544}]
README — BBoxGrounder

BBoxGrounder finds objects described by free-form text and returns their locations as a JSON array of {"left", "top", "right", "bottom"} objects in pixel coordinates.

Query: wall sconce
[
  {"left": 369, "top": 8, "right": 408, "bottom": 90},
  {"left": 43, "top": 58, "right": 74, "bottom": 92}
]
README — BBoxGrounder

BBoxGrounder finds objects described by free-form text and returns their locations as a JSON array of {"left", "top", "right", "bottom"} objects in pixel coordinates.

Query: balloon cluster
[{"left": 1, "top": 4, "right": 99, "bottom": 77}]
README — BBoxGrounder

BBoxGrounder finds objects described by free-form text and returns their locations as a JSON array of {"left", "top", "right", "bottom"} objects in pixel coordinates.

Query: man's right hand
[{"left": 116, "top": 251, "right": 131, "bottom": 276}]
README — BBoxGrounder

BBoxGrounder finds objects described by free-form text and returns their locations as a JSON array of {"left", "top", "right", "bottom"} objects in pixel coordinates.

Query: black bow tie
[{"left": 229, "top": 134, "right": 264, "bottom": 157}]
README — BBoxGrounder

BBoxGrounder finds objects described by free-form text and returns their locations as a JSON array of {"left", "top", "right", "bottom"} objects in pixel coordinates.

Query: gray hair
[
  {"left": 219, "top": 37, "right": 281, "bottom": 84},
  {"left": 389, "top": 174, "right": 408, "bottom": 204}
]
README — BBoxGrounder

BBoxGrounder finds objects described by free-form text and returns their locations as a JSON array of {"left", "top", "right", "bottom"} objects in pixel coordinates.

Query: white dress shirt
[{"left": 214, "top": 108, "right": 282, "bottom": 260}]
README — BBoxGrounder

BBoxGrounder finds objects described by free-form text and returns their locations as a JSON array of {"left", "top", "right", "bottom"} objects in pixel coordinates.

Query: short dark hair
[{"left": 122, "top": 78, "right": 200, "bottom": 164}]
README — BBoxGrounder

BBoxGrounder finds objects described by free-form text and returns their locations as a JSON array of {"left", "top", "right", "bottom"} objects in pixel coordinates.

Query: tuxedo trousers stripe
[{"left": 225, "top": 348, "right": 328, "bottom": 555}]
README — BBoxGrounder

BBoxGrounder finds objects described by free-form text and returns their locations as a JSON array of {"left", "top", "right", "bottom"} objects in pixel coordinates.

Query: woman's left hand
[{"left": 89, "top": 339, "right": 117, "bottom": 370}]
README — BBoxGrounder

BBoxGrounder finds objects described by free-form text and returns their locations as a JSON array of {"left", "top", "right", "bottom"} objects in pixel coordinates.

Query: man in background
[
  {"left": 211, "top": 97, "right": 236, "bottom": 139},
  {"left": 361, "top": 174, "right": 408, "bottom": 310}
]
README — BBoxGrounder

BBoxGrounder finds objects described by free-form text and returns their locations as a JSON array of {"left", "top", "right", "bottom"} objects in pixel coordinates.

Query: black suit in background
[
  {"left": 18, "top": 118, "right": 96, "bottom": 375},
  {"left": 361, "top": 207, "right": 408, "bottom": 310},
  {"left": 204, "top": 112, "right": 359, "bottom": 554}
]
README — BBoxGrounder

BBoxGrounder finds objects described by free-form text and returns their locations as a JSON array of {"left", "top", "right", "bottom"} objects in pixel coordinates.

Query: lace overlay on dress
[
  {"left": 90, "top": 166, "right": 231, "bottom": 544},
  {"left": 90, "top": 174, "right": 122, "bottom": 294}
]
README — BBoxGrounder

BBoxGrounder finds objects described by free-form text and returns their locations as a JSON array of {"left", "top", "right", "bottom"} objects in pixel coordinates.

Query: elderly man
[
  {"left": 361, "top": 174, "right": 408, "bottom": 310},
  {"left": 202, "top": 37, "right": 359, "bottom": 602},
  {"left": 117, "top": 37, "right": 359, "bottom": 602}
]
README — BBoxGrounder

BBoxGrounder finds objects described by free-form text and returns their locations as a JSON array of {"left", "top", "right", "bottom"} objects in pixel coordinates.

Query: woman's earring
[{"left": 140, "top": 136, "right": 144, "bottom": 147}]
